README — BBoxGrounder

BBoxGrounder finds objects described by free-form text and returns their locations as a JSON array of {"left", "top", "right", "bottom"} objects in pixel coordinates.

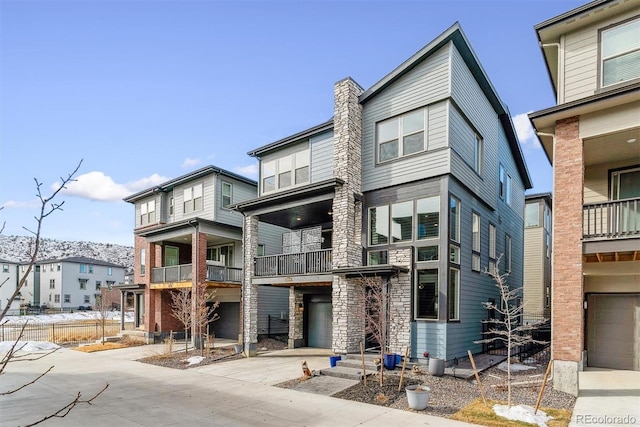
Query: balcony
[
  {"left": 151, "top": 263, "right": 242, "bottom": 284},
  {"left": 583, "top": 197, "right": 640, "bottom": 240},
  {"left": 254, "top": 249, "right": 332, "bottom": 277},
  {"left": 206, "top": 264, "right": 242, "bottom": 283}
]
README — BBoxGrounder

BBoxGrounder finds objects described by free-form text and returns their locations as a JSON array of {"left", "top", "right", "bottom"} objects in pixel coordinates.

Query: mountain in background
[{"left": 0, "top": 235, "right": 134, "bottom": 272}]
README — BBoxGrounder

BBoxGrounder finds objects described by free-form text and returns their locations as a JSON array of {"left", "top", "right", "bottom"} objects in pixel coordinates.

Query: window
[
  {"left": 546, "top": 232, "right": 551, "bottom": 259},
  {"left": 415, "top": 269, "right": 438, "bottom": 319},
  {"left": 222, "top": 182, "right": 233, "bottom": 207},
  {"left": 472, "top": 212, "right": 481, "bottom": 272},
  {"left": 368, "top": 250, "right": 388, "bottom": 265},
  {"left": 89, "top": 265, "right": 93, "bottom": 274},
  {"left": 207, "top": 244, "right": 234, "bottom": 267},
  {"left": 525, "top": 202, "right": 540, "bottom": 227},
  {"left": 506, "top": 174, "right": 512, "bottom": 205},
  {"left": 2, "top": 264, "right": 8, "bottom": 273},
  {"left": 183, "top": 183, "right": 203, "bottom": 213},
  {"left": 489, "top": 223, "right": 497, "bottom": 273},
  {"left": 416, "top": 246, "right": 438, "bottom": 261},
  {"left": 601, "top": 18, "right": 640, "bottom": 87},
  {"left": 84, "top": 295, "right": 90, "bottom": 304},
  {"left": 169, "top": 197, "right": 174, "bottom": 215},
  {"left": 140, "top": 200, "right": 156, "bottom": 225},
  {"left": 391, "top": 201, "right": 413, "bottom": 242},
  {"left": 505, "top": 235, "right": 512, "bottom": 273},
  {"left": 449, "top": 246, "right": 460, "bottom": 264},
  {"left": 107, "top": 267, "right": 112, "bottom": 276},
  {"left": 140, "top": 248, "right": 146, "bottom": 275},
  {"left": 448, "top": 268, "right": 460, "bottom": 321},
  {"left": 54, "top": 294, "right": 60, "bottom": 303},
  {"left": 79, "top": 279, "right": 87, "bottom": 290},
  {"left": 416, "top": 196, "right": 439, "bottom": 239},
  {"left": 57, "top": 263, "right": 61, "bottom": 271},
  {"left": 64, "top": 294, "right": 71, "bottom": 303},
  {"left": 377, "top": 109, "right": 425, "bottom": 163},
  {"left": 261, "top": 149, "right": 310, "bottom": 193},
  {"left": 257, "top": 244, "right": 265, "bottom": 257},
  {"left": 544, "top": 206, "right": 551, "bottom": 231},
  {"left": 499, "top": 164, "right": 511, "bottom": 204},
  {"left": 106, "top": 281, "right": 115, "bottom": 290},
  {"left": 80, "top": 264, "right": 87, "bottom": 273},
  {"left": 449, "top": 196, "right": 460, "bottom": 243},
  {"left": 49, "top": 279, "right": 55, "bottom": 289},
  {"left": 49, "top": 264, "right": 53, "bottom": 272},
  {"left": 95, "top": 281, "right": 102, "bottom": 291},
  {"left": 474, "top": 134, "right": 483, "bottom": 174},
  {"left": 369, "top": 206, "right": 389, "bottom": 245}
]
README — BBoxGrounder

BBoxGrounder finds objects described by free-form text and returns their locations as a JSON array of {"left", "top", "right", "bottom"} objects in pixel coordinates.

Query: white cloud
[
  {"left": 512, "top": 112, "right": 540, "bottom": 149},
  {"left": 52, "top": 171, "right": 169, "bottom": 202},
  {"left": 234, "top": 163, "right": 259, "bottom": 179},
  {"left": 182, "top": 157, "right": 201, "bottom": 168},
  {"left": 1, "top": 199, "right": 40, "bottom": 209}
]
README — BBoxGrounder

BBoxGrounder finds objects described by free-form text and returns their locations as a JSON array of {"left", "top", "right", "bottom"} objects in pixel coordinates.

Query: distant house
[
  {"left": 124, "top": 166, "right": 288, "bottom": 343},
  {"left": 233, "top": 23, "right": 532, "bottom": 360},
  {"left": 0, "top": 259, "right": 35, "bottom": 315},
  {"left": 36, "top": 256, "right": 125, "bottom": 311},
  {"left": 523, "top": 193, "right": 552, "bottom": 321},
  {"left": 529, "top": 0, "right": 640, "bottom": 395}
]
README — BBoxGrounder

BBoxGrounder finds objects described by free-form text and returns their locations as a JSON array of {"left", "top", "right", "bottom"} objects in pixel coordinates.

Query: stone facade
[
  {"left": 552, "top": 116, "right": 583, "bottom": 396},
  {"left": 288, "top": 287, "right": 304, "bottom": 348},
  {"left": 388, "top": 248, "right": 412, "bottom": 355},
  {"left": 242, "top": 215, "right": 259, "bottom": 356}
]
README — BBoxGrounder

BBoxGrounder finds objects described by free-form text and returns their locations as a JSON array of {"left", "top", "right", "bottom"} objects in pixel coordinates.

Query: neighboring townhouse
[
  {"left": 233, "top": 23, "right": 532, "bottom": 360},
  {"left": 36, "top": 256, "right": 125, "bottom": 310},
  {"left": 529, "top": 0, "right": 640, "bottom": 395},
  {"left": 0, "top": 259, "right": 35, "bottom": 315},
  {"left": 523, "top": 193, "right": 552, "bottom": 321},
  {"left": 124, "top": 166, "right": 288, "bottom": 343}
]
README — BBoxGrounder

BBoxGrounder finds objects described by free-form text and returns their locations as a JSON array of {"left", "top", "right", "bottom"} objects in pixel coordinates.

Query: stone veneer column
[
  {"left": 332, "top": 77, "right": 365, "bottom": 354},
  {"left": 552, "top": 116, "right": 584, "bottom": 396},
  {"left": 242, "top": 215, "right": 259, "bottom": 356},
  {"left": 288, "top": 287, "right": 304, "bottom": 348},
  {"left": 388, "top": 248, "right": 412, "bottom": 355}
]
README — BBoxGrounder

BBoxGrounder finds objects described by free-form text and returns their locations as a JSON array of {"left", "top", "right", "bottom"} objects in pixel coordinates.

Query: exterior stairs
[{"left": 319, "top": 353, "right": 380, "bottom": 381}]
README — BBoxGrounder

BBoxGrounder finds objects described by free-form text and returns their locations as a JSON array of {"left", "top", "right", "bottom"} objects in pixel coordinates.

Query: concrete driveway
[{"left": 1, "top": 344, "right": 476, "bottom": 426}]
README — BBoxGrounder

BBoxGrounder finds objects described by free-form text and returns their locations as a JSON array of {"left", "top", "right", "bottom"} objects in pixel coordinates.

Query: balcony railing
[
  {"left": 583, "top": 197, "right": 640, "bottom": 239},
  {"left": 206, "top": 265, "right": 242, "bottom": 283},
  {"left": 254, "top": 249, "right": 332, "bottom": 277},
  {"left": 151, "top": 264, "right": 192, "bottom": 283}
]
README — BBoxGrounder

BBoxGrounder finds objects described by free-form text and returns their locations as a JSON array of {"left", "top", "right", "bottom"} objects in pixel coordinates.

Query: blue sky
[{"left": 0, "top": 0, "right": 586, "bottom": 246}]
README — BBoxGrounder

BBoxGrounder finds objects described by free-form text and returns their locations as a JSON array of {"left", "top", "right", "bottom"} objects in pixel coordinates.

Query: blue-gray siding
[
  {"left": 310, "top": 130, "right": 334, "bottom": 183},
  {"left": 257, "top": 285, "right": 289, "bottom": 336},
  {"left": 215, "top": 177, "right": 257, "bottom": 228}
]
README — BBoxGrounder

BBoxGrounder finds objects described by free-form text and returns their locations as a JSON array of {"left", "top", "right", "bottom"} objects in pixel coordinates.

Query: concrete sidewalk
[
  {"left": 569, "top": 368, "right": 640, "bottom": 427},
  {"left": 1, "top": 345, "right": 477, "bottom": 426}
]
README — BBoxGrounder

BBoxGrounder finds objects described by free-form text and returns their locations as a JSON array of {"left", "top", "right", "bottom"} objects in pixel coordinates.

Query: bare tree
[
  {"left": 94, "top": 288, "right": 111, "bottom": 345},
  {"left": 193, "top": 283, "right": 219, "bottom": 356},
  {"left": 1, "top": 161, "right": 109, "bottom": 425},
  {"left": 357, "top": 276, "right": 390, "bottom": 386},
  {"left": 170, "top": 287, "right": 192, "bottom": 355},
  {"left": 474, "top": 257, "right": 547, "bottom": 407}
]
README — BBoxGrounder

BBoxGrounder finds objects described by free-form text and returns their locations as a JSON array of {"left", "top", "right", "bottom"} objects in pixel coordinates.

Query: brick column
[
  {"left": 190, "top": 229, "right": 207, "bottom": 345},
  {"left": 331, "top": 77, "right": 365, "bottom": 353},
  {"left": 288, "top": 287, "right": 304, "bottom": 348},
  {"left": 242, "top": 215, "right": 259, "bottom": 356},
  {"left": 388, "top": 248, "right": 412, "bottom": 355},
  {"left": 552, "top": 116, "right": 583, "bottom": 396}
]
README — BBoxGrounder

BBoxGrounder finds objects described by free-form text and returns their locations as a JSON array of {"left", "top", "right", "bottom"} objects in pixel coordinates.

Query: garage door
[
  {"left": 210, "top": 302, "right": 239, "bottom": 340},
  {"left": 308, "top": 298, "right": 332, "bottom": 348},
  {"left": 587, "top": 294, "right": 640, "bottom": 370}
]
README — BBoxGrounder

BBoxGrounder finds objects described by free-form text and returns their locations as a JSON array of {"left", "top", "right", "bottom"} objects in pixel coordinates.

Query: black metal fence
[
  {"left": 1, "top": 321, "right": 132, "bottom": 347},
  {"left": 481, "top": 312, "right": 551, "bottom": 363}
]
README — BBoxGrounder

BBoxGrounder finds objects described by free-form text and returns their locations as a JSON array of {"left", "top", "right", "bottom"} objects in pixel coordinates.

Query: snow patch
[
  {"left": 494, "top": 404, "right": 552, "bottom": 427},
  {"left": 497, "top": 361, "right": 536, "bottom": 372},
  {"left": 0, "top": 341, "right": 61, "bottom": 352},
  {"left": 4, "top": 311, "right": 134, "bottom": 325},
  {"left": 183, "top": 356, "right": 205, "bottom": 366}
]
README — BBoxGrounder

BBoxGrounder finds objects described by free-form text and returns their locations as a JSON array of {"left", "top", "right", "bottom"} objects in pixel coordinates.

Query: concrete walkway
[
  {"left": 569, "top": 368, "right": 640, "bottom": 427},
  {"left": 1, "top": 344, "right": 478, "bottom": 426}
]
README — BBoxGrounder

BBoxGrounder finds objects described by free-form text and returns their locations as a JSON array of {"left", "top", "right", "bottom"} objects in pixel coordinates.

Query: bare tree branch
[
  {"left": 23, "top": 384, "right": 109, "bottom": 427},
  {"left": 1, "top": 366, "right": 55, "bottom": 396}
]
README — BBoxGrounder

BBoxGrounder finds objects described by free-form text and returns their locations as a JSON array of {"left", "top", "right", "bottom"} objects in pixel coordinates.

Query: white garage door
[{"left": 587, "top": 294, "right": 640, "bottom": 370}]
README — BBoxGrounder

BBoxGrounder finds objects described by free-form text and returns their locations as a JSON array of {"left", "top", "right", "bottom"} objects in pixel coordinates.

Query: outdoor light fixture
[{"left": 626, "top": 138, "right": 637, "bottom": 144}]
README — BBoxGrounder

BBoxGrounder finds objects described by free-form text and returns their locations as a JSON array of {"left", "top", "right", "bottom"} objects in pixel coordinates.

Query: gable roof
[
  {"left": 37, "top": 256, "right": 124, "bottom": 268},
  {"left": 247, "top": 119, "right": 334, "bottom": 158},
  {"left": 124, "top": 165, "right": 257, "bottom": 203}
]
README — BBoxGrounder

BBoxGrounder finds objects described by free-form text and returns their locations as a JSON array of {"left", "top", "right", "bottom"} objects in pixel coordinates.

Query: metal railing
[
  {"left": 254, "top": 249, "right": 332, "bottom": 277},
  {"left": 481, "top": 312, "right": 550, "bottom": 363},
  {"left": 1, "top": 321, "right": 134, "bottom": 346},
  {"left": 206, "top": 265, "right": 242, "bottom": 283},
  {"left": 583, "top": 197, "right": 640, "bottom": 239},
  {"left": 151, "top": 264, "right": 192, "bottom": 283}
]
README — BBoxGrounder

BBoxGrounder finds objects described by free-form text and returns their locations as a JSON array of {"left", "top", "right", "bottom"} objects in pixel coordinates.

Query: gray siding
[
  {"left": 524, "top": 226, "right": 545, "bottom": 315},
  {"left": 361, "top": 44, "right": 452, "bottom": 192},
  {"left": 134, "top": 193, "right": 162, "bottom": 228},
  {"left": 412, "top": 321, "right": 447, "bottom": 360},
  {"left": 257, "top": 222, "right": 286, "bottom": 256},
  {"left": 257, "top": 285, "right": 289, "bottom": 336},
  {"left": 310, "top": 130, "right": 334, "bottom": 183},
  {"left": 215, "top": 176, "right": 257, "bottom": 228},
  {"left": 172, "top": 174, "right": 216, "bottom": 222}
]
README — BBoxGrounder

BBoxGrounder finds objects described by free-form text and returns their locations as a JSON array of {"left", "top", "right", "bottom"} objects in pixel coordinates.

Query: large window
[
  {"left": 377, "top": 109, "right": 425, "bottom": 163},
  {"left": 601, "top": 18, "right": 640, "bottom": 87},
  {"left": 140, "top": 200, "right": 155, "bottom": 225},
  {"left": 525, "top": 202, "right": 540, "bottom": 227},
  {"left": 391, "top": 201, "right": 413, "bottom": 242},
  {"left": 499, "top": 164, "right": 511, "bottom": 205},
  {"left": 222, "top": 182, "right": 233, "bottom": 207},
  {"left": 448, "top": 268, "right": 459, "bottom": 321},
  {"left": 261, "top": 149, "right": 310, "bottom": 194},
  {"left": 140, "top": 248, "right": 146, "bottom": 275},
  {"left": 369, "top": 206, "right": 389, "bottom": 245},
  {"left": 488, "top": 223, "right": 497, "bottom": 273},
  {"left": 207, "top": 244, "right": 234, "bottom": 267},
  {"left": 416, "top": 196, "right": 440, "bottom": 239},
  {"left": 472, "top": 212, "right": 481, "bottom": 272},
  {"left": 449, "top": 196, "right": 460, "bottom": 243},
  {"left": 183, "top": 183, "right": 203, "bottom": 213},
  {"left": 369, "top": 196, "right": 440, "bottom": 246},
  {"left": 415, "top": 269, "right": 438, "bottom": 319},
  {"left": 416, "top": 246, "right": 438, "bottom": 261}
]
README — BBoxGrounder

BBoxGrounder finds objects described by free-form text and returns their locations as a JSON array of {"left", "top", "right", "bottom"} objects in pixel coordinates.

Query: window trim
[
  {"left": 260, "top": 148, "right": 310, "bottom": 195},
  {"left": 414, "top": 268, "right": 439, "bottom": 320},
  {"left": 376, "top": 108, "right": 427, "bottom": 164},
  {"left": 471, "top": 211, "right": 481, "bottom": 272},
  {"left": 488, "top": 222, "right": 497, "bottom": 273},
  {"left": 140, "top": 248, "right": 146, "bottom": 276},
  {"left": 474, "top": 133, "right": 483, "bottom": 175},
  {"left": 599, "top": 16, "right": 640, "bottom": 89},
  {"left": 183, "top": 182, "right": 204, "bottom": 214},
  {"left": 221, "top": 181, "right": 233, "bottom": 208},
  {"left": 448, "top": 267, "right": 460, "bottom": 321},
  {"left": 369, "top": 195, "right": 440, "bottom": 247},
  {"left": 449, "top": 195, "right": 461, "bottom": 243}
]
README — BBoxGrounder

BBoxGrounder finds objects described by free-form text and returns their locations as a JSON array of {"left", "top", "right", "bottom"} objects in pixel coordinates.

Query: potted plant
[{"left": 405, "top": 385, "right": 430, "bottom": 410}]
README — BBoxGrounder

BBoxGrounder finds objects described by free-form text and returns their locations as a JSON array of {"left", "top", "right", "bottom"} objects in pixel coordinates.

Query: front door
[
  {"left": 165, "top": 246, "right": 179, "bottom": 267},
  {"left": 307, "top": 295, "right": 332, "bottom": 348}
]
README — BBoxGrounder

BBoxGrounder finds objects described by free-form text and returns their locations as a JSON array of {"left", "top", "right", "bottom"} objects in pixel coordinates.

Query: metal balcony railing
[
  {"left": 583, "top": 197, "right": 640, "bottom": 239},
  {"left": 254, "top": 249, "right": 332, "bottom": 277},
  {"left": 206, "top": 265, "right": 242, "bottom": 283},
  {"left": 151, "top": 264, "right": 192, "bottom": 283}
]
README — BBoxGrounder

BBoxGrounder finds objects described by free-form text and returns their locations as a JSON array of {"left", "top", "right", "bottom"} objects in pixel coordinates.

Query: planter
[
  {"left": 395, "top": 353, "right": 402, "bottom": 365},
  {"left": 383, "top": 354, "right": 397, "bottom": 370},
  {"left": 405, "top": 385, "right": 430, "bottom": 410},
  {"left": 428, "top": 357, "right": 445, "bottom": 376},
  {"left": 233, "top": 344, "right": 243, "bottom": 354},
  {"left": 329, "top": 355, "right": 341, "bottom": 367}
]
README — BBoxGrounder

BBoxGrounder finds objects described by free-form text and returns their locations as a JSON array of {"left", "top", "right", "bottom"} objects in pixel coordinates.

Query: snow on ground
[
  {"left": 183, "top": 356, "right": 205, "bottom": 366},
  {"left": 0, "top": 341, "right": 61, "bottom": 352},
  {"left": 3, "top": 310, "right": 134, "bottom": 324},
  {"left": 494, "top": 404, "right": 553, "bottom": 427}
]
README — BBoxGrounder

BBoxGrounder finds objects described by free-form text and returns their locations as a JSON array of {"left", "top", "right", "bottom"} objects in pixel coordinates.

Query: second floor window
[
  {"left": 80, "top": 264, "right": 87, "bottom": 273},
  {"left": 474, "top": 134, "right": 483, "bottom": 174},
  {"left": 184, "top": 183, "right": 203, "bottom": 213},
  {"left": 369, "top": 196, "right": 440, "bottom": 247},
  {"left": 222, "top": 182, "right": 233, "bottom": 207},
  {"left": 140, "top": 200, "right": 155, "bottom": 225},
  {"left": 601, "top": 18, "right": 640, "bottom": 88},
  {"left": 472, "top": 212, "right": 481, "bottom": 272},
  {"left": 489, "top": 223, "right": 497, "bottom": 273},
  {"left": 95, "top": 280, "right": 102, "bottom": 291},
  {"left": 377, "top": 109, "right": 425, "bottom": 163},
  {"left": 79, "top": 279, "right": 87, "bottom": 290},
  {"left": 261, "top": 149, "right": 310, "bottom": 194},
  {"left": 140, "top": 248, "right": 146, "bottom": 275},
  {"left": 505, "top": 234, "right": 512, "bottom": 273},
  {"left": 2, "top": 264, "right": 8, "bottom": 273},
  {"left": 499, "top": 164, "right": 512, "bottom": 205},
  {"left": 107, "top": 267, "right": 112, "bottom": 276},
  {"left": 525, "top": 202, "right": 540, "bottom": 227},
  {"left": 49, "top": 279, "right": 55, "bottom": 289}
]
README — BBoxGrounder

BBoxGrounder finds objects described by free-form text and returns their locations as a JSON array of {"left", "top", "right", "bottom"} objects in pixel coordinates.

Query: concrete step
[
  {"left": 336, "top": 358, "right": 378, "bottom": 370},
  {"left": 320, "top": 366, "right": 368, "bottom": 381}
]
